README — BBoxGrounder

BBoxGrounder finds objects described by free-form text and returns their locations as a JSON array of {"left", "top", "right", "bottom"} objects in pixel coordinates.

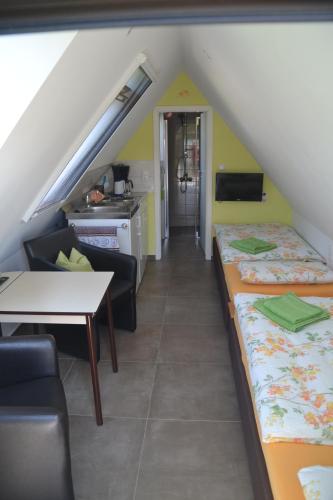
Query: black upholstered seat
[
  {"left": 0, "top": 335, "right": 74, "bottom": 500},
  {"left": 24, "top": 226, "right": 137, "bottom": 360},
  {"left": 0, "top": 376, "right": 66, "bottom": 408}
]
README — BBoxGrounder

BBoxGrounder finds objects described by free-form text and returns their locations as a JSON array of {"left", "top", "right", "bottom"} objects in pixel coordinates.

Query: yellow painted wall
[
  {"left": 117, "top": 72, "right": 291, "bottom": 254},
  {"left": 117, "top": 114, "right": 154, "bottom": 161},
  {"left": 212, "top": 113, "right": 291, "bottom": 225}
]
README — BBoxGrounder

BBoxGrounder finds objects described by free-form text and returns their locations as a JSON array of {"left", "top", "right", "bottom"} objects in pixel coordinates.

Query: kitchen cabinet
[
  {"left": 67, "top": 193, "right": 148, "bottom": 290},
  {"left": 137, "top": 196, "right": 148, "bottom": 283}
]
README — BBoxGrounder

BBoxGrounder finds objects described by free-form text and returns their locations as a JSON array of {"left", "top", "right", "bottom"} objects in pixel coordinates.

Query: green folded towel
[
  {"left": 229, "top": 237, "right": 277, "bottom": 255},
  {"left": 254, "top": 293, "right": 330, "bottom": 332}
]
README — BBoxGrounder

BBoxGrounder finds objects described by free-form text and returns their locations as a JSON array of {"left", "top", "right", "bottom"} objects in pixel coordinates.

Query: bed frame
[{"left": 213, "top": 237, "right": 273, "bottom": 500}]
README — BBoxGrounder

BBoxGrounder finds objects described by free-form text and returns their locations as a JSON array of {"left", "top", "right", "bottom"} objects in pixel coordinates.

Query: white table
[{"left": 0, "top": 271, "right": 117, "bottom": 425}]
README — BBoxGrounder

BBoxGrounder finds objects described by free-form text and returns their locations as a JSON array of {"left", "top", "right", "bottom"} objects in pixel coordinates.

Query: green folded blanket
[
  {"left": 254, "top": 292, "right": 330, "bottom": 332},
  {"left": 229, "top": 237, "right": 277, "bottom": 254}
]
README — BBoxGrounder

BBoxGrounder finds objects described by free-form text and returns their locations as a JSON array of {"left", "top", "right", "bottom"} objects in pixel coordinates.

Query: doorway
[
  {"left": 154, "top": 106, "right": 212, "bottom": 260},
  {"left": 162, "top": 111, "right": 201, "bottom": 242}
]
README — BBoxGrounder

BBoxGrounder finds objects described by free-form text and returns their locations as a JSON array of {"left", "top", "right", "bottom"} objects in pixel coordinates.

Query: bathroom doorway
[
  {"left": 163, "top": 112, "right": 201, "bottom": 240},
  {"left": 154, "top": 106, "right": 212, "bottom": 260}
]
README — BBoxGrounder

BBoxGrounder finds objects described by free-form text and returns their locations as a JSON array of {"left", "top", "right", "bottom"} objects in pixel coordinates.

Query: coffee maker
[{"left": 112, "top": 164, "right": 134, "bottom": 196}]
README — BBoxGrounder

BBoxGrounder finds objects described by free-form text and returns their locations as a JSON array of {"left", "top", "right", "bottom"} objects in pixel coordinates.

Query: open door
[
  {"left": 154, "top": 106, "right": 212, "bottom": 261},
  {"left": 160, "top": 114, "right": 169, "bottom": 240},
  {"left": 199, "top": 112, "right": 207, "bottom": 255}
]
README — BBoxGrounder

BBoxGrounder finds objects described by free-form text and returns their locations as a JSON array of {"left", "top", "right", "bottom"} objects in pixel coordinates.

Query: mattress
[
  {"left": 224, "top": 263, "right": 333, "bottom": 305},
  {"left": 214, "top": 223, "right": 324, "bottom": 264},
  {"left": 235, "top": 293, "right": 333, "bottom": 445},
  {"left": 233, "top": 312, "right": 333, "bottom": 500}
]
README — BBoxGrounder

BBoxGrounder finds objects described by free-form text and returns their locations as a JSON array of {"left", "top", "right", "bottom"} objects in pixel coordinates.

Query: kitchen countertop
[{"left": 66, "top": 193, "right": 146, "bottom": 220}]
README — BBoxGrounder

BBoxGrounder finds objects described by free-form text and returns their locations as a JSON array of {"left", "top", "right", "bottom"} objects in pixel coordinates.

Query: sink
[
  {"left": 101, "top": 199, "right": 135, "bottom": 207},
  {"left": 81, "top": 206, "right": 127, "bottom": 213},
  {"left": 67, "top": 197, "right": 139, "bottom": 219},
  {"left": 120, "top": 199, "right": 135, "bottom": 205}
]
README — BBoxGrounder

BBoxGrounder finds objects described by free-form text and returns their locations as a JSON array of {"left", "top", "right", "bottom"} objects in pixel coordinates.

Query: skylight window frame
[{"left": 23, "top": 53, "right": 153, "bottom": 221}]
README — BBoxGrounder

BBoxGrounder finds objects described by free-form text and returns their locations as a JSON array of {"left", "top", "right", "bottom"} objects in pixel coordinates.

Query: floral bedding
[
  {"left": 238, "top": 260, "right": 333, "bottom": 284},
  {"left": 298, "top": 466, "right": 333, "bottom": 500},
  {"left": 234, "top": 293, "right": 333, "bottom": 445},
  {"left": 214, "top": 223, "right": 324, "bottom": 263}
]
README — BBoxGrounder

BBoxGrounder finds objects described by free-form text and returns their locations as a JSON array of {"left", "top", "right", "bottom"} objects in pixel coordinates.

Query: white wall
[
  {"left": 0, "top": 31, "right": 76, "bottom": 149},
  {"left": 293, "top": 211, "right": 333, "bottom": 267},
  {"left": 0, "top": 26, "right": 181, "bottom": 269},
  {"left": 182, "top": 23, "right": 333, "bottom": 241},
  {"left": 0, "top": 249, "right": 27, "bottom": 336}
]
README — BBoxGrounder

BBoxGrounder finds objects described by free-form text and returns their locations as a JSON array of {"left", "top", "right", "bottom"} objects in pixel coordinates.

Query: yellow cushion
[{"left": 55, "top": 248, "right": 93, "bottom": 272}]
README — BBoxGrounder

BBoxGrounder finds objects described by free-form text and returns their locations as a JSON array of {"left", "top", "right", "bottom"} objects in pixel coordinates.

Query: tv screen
[{"left": 215, "top": 173, "right": 263, "bottom": 201}]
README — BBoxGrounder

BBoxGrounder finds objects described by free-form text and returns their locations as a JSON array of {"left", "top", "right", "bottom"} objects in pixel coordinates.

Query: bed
[
  {"left": 214, "top": 223, "right": 324, "bottom": 264},
  {"left": 212, "top": 225, "right": 333, "bottom": 499},
  {"left": 213, "top": 224, "right": 330, "bottom": 330},
  {"left": 233, "top": 293, "right": 333, "bottom": 500},
  {"left": 224, "top": 263, "right": 333, "bottom": 322}
]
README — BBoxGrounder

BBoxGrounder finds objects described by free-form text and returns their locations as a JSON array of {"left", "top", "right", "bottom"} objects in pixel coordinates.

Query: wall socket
[{"left": 219, "top": 164, "right": 225, "bottom": 170}]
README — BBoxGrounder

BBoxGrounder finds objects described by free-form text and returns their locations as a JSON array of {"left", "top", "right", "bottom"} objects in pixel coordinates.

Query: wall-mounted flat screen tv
[{"left": 215, "top": 172, "right": 263, "bottom": 201}]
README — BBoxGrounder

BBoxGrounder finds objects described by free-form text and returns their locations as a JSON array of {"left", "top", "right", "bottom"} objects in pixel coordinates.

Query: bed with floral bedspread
[
  {"left": 234, "top": 293, "right": 333, "bottom": 445},
  {"left": 214, "top": 223, "right": 324, "bottom": 264}
]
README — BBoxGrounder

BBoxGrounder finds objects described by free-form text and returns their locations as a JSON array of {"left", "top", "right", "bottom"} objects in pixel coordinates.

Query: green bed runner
[
  {"left": 254, "top": 292, "right": 330, "bottom": 332},
  {"left": 229, "top": 237, "right": 277, "bottom": 254}
]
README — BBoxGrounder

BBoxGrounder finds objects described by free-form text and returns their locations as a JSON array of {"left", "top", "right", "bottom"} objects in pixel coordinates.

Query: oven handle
[{"left": 71, "top": 222, "right": 128, "bottom": 230}]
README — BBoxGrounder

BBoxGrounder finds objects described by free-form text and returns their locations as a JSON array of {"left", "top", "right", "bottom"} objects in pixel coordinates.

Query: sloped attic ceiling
[
  {"left": 0, "top": 26, "right": 182, "bottom": 266},
  {"left": 0, "top": 30, "right": 76, "bottom": 149},
  {"left": 0, "top": 22, "right": 332, "bottom": 269},
  {"left": 181, "top": 22, "right": 333, "bottom": 240}
]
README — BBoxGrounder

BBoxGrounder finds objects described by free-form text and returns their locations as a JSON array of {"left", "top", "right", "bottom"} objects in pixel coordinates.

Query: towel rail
[{"left": 70, "top": 223, "right": 128, "bottom": 230}]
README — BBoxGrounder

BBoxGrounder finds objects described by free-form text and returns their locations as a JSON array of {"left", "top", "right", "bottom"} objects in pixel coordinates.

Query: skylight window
[{"left": 33, "top": 65, "right": 152, "bottom": 215}]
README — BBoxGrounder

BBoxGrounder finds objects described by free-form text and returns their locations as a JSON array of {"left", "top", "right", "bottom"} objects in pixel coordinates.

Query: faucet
[
  {"left": 82, "top": 191, "right": 92, "bottom": 208},
  {"left": 83, "top": 189, "right": 105, "bottom": 207},
  {"left": 84, "top": 192, "right": 91, "bottom": 207}
]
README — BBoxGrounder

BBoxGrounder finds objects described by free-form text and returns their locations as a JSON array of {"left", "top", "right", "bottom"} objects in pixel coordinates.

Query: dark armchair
[
  {"left": 0, "top": 335, "right": 74, "bottom": 500},
  {"left": 24, "top": 226, "right": 137, "bottom": 360}
]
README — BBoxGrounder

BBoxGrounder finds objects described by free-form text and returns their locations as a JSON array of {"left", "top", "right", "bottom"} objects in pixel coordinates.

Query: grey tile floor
[{"left": 58, "top": 228, "right": 253, "bottom": 499}]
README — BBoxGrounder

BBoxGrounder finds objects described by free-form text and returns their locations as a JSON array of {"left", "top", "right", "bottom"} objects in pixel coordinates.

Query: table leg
[
  {"left": 86, "top": 314, "right": 103, "bottom": 426},
  {"left": 105, "top": 287, "right": 118, "bottom": 373}
]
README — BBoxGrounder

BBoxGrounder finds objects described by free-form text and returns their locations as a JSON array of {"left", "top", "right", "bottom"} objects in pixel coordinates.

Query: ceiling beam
[{"left": 0, "top": 0, "right": 333, "bottom": 34}]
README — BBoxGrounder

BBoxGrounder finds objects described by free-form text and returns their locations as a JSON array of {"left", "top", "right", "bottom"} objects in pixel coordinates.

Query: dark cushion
[
  {"left": 24, "top": 227, "right": 78, "bottom": 263},
  {"left": 0, "top": 336, "right": 74, "bottom": 500},
  {"left": 24, "top": 227, "right": 137, "bottom": 335},
  {"left": 111, "top": 278, "right": 133, "bottom": 300},
  {"left": 0, "top": 377, "right": 67, "bottom": 413},
  {"left": 0, "top": 335, "right": 59, "bottom": 388}
]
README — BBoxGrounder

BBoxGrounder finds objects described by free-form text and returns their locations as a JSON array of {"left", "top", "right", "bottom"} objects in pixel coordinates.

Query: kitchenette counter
[
  {"left": 66, "top": 193, "right": 148, "bottom": 288},
  {"left": 66, "top": 193, "right": 147, "bottom": 220}
]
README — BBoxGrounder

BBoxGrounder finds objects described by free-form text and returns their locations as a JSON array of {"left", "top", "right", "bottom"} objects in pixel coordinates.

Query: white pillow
[
  {"left": 238, "top": 260, "right": 333, "bottom": 284},
  {"left": 298, "top": 466, "right": 333, "bottom": 500}
]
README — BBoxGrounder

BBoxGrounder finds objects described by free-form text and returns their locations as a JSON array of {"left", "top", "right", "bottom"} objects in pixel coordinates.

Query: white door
[
  {"left": 141, "top": 199, "right": 148, "bottom": 273},
  {"left": 199, "top": 112, "right": 207, "bottom": 255},
  {"left": 137, "top": 202, "right": 147, "bottom": 281},
  {"left": 160, "top": 114, "right": 169, "bottom": 240},
  {"left": 130, "top": 216, "right": 140, "bottom": 288}
]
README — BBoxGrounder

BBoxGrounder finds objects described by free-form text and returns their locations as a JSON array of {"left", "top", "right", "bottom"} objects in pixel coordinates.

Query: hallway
[{"left": 59, "top": 230, "right": 253, "bottom": 499}]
